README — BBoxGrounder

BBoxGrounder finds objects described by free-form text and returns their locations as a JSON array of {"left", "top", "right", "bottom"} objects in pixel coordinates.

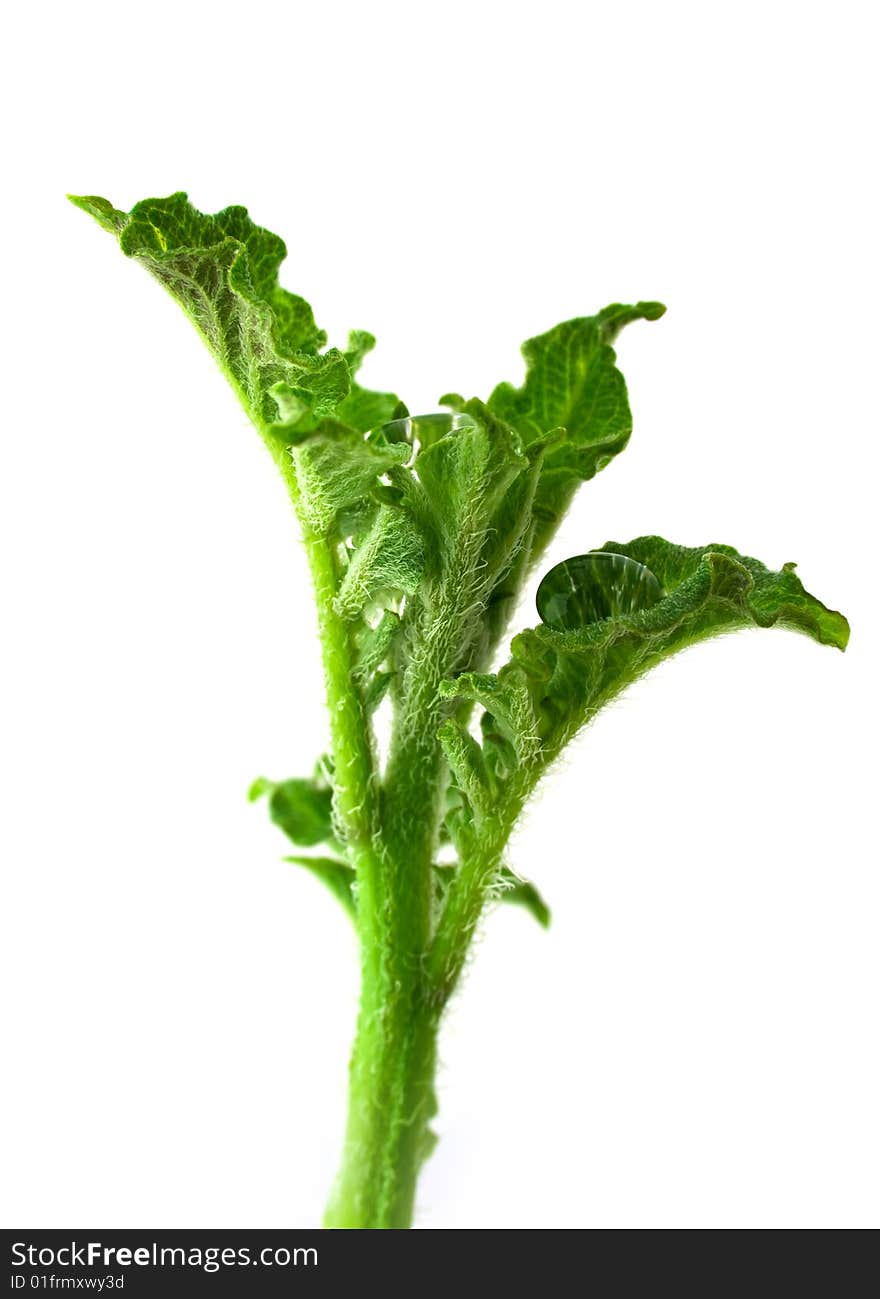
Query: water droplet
[
  {"left": 536, "top": 552, "right": 663, "bottom": 630},
  {"left": 368, "top": 411, "right": 476, "bottom": 450}
]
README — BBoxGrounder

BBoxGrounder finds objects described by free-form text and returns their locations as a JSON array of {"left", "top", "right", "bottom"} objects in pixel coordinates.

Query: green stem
[
  {"left": 427, "top": 806, "right": 519, "bottom": 1004},
  {"left": 303, "top": 522, "right": 440, "bottom": 1228},
  {"left": 268, "top": 436, "right": 444, "bottom": 1229},
  {"left": 323, "top": 772, "right": 439, "bottom": 1229},
  {"left": 324, "top": 701, "right": 444, "bottom": 1226},
  {"left": 323, "top": 772, "right": 439, "bottom": 1228},
  {"left": 324, "top": 987, "right": 440, "bottom": 1228},
  {"left": 269, "top": 444, "right": 434, "bottom": 1227},
  {"left": 276, "top": 446, "right": 516, "bottom": 1227},
  {"left": 269, "top": 435, "right": 381, "bottom": 888},
  {"left": 325, "top": 577, "right": 472, "bottom": 1224}
]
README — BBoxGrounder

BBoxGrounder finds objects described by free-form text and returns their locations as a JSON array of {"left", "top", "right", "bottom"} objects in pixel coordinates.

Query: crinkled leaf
[
  {"left": 592, "top": 538, "right": 849, "bottom": 649},
  {"left": 440, "top": 537, "right": 849, "bottom": 829},
  {"left": 487, "top": 303, "right": 665, "bottom": 557},
  {"left": 334, "top": 507, "right": 426, "bottom": 620},
  {"left": 71, "top": 195, "right": 666, "bottom": 714},
  {"left": 292, "top": 422, "right": 411, "bottom": 537},
  {"left": 413, "top": 401, "right": 526, "bottom": 559},
  {"left": 69, "top": 192, "right": 400, "bottom": 435},
  {"left": 387, "top": 400, "right": 541, "bottom": 682}
]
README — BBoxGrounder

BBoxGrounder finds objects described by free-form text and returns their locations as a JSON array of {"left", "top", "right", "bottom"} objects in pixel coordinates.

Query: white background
[{"left": 2, "top": 1, "right": 877, "bottom": 1229}]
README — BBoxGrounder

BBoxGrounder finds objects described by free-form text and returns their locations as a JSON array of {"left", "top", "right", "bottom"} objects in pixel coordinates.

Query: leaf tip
[
  {"left": 531, "top": 898, "right": 552, "bottom": 929},
  {"left": 247, "top": 776, "right": 272, "bottom": 803},
  {"left": 828, "top": 610, "right": 851, "bottom": 652},
  {"left": 439, "top": 391, "right": 466, "bottom": 412},
  {"left": 68, "top": 193, "right": 127, "bottom": 235},
  {"left": 638, "top": 300, "right": 667, "bottom": 321}
]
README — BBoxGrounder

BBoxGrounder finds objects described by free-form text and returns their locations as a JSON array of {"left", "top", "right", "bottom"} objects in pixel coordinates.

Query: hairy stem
[
  {"left": 324, "top": 979, "right": 440, "bottom": 1228},
  {"left": 323, "top": 725, "right": 441, "bottom": 1228},
  {"left": 283, "top": 446, "right": 533, "bottom": 1226},
  {"left": 271, "top": 448, "right": 435, "bottom": 1227},
  {"left": 427, "top": 803, "right": 521, "bottom": 1005},
  {"left": 325, "top": 564, "right": 487, "bottom": 1223},
  {"left": 263, "top": 439, "right": 446, "bottom": 1229}
]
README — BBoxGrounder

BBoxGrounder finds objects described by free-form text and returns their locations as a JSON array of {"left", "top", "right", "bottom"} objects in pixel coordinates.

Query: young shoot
[{"left": 71, "top": 192, "right": 849, "bottom": 1229}]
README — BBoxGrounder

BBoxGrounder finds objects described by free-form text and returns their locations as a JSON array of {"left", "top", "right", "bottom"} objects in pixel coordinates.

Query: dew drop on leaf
[
  {"left": 368, "top": 411, "right": 476, "bottom": 449},
  {"left": 536, "top": 552, "right": 663, "bottom": 629}
]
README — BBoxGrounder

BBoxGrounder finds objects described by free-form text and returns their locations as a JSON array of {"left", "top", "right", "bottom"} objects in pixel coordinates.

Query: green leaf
[
  {"left": 384, "top": 401, "right": 541, "bottom": 683},
  {"left": 285, "top": 856, "right": 357, "bottom": 921},
  {"left": 411, "top": 401, "right": 527, "bottom": 559},
  {"left": 593, "top": 538, "right": 849, "bottom": 649},
  {"left": 337, "top": 332, "right": 403, "bottom": 433},
  {"left": 350, "top": 614, "right": 399, "bottom": 713},
  {"left": 496, "top": 867, "right": 551, "bottom": 929},
  {"left": 487, "top": 303, "right": 665, "bottom": 557},
  {"left": 440, "top": 537, "right": 849, "bottom": 825},
  {"left": 292, "top": 421, "right": 411, "bottom": 537},
  {"left": 432, "top": 862, "right": 549, "bottom": 928},
  {"left": 69, "top": 192, "right": 400, "bottom": 435},
  {"left": 334, "top": 507, "right": 426, "bottom": 620},
  {"left": 352, "top": 610, "right": 401, "bottom": 680},
  {"left": 250, "top": 775, "right": 334, "bottom": 848}
]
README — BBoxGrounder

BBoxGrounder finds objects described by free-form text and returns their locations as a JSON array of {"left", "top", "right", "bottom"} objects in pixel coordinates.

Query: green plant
[{"left": 70, "top": 192, "right": 849, "bottom": 1229}]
